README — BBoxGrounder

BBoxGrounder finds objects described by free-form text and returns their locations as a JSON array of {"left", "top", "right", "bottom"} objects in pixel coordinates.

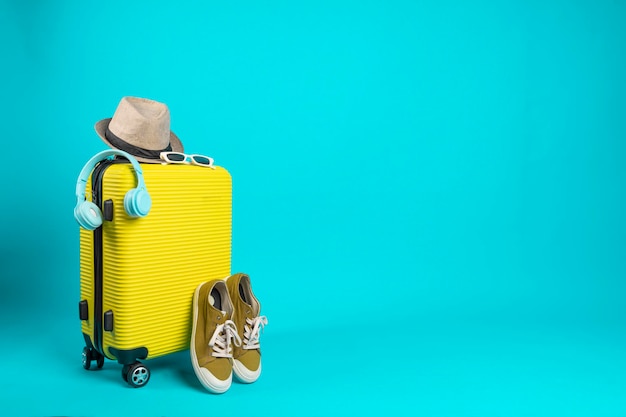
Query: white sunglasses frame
[{"left": 160, "top": 152, "right": 215, "bottom": 169}]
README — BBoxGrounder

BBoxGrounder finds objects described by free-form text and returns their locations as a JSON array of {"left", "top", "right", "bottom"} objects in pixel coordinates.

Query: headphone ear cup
[
  {"left": 74, "top": 201, "right": 103, "bottom": 230},
  {"left": 124, "top": 188, "right": 152, "bottom": 218}
]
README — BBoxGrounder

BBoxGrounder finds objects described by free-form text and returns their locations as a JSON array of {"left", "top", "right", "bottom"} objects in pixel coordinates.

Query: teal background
[{"left": 1, "top": 0, "right": 625, "bottom": 415}]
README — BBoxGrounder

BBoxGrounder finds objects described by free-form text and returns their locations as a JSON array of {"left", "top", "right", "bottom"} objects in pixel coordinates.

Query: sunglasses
[{"left": 160, "top": 152, "right": 215, "bottom": 169}]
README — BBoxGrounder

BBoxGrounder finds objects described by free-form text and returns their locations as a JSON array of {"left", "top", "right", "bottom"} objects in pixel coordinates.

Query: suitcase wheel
[
  {"left": 123, "top": 361, "right": 150, "bottom": 388},
  {"left": 95, "top": 352, "right": 105, "bottom": 369},
  {"left": 81, "top": 347, "right": 92, "bottom": 370},
  {"left": 82, "top": 346, "right": 105, "bottom": 370}
]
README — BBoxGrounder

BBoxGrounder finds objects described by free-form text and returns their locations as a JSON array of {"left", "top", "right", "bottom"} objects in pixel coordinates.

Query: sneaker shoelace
[
  {"left": 208, "top": 319, "right": 242, "bottom": 358},
  {"left": 243, "top": 315, "right": 268, "bottom": 350}
]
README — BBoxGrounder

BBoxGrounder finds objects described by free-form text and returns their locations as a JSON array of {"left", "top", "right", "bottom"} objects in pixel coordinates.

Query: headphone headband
[
  {"left": 75, "top": 149, "right": 145, "bottom": 204},
  {"left": 74, "top": 149, "right": 151, "bottom": 230}
]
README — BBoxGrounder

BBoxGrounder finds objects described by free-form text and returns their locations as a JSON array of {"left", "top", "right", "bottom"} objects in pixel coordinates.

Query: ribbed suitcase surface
[{"left": 80, "top": 162, "right": 231, "bottom": 362}]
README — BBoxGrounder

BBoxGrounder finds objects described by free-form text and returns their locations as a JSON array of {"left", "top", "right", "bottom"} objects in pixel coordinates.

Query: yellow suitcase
[{"left": 78, "top": 159, "right": 231, "bottom": 387}]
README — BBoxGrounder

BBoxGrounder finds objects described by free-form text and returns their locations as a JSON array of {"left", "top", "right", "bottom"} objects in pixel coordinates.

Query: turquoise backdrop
[{"left": 1, "top": 1, "right": 625, "bottom": 416}]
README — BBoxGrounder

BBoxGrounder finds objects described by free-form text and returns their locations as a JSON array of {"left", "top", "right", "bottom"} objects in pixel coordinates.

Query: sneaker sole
[
  {"left": 190, "top": 282, "right": 232, "bottom": 394},
  {"left": 232, "top": 359, "right": 262, "bottom": 383}
]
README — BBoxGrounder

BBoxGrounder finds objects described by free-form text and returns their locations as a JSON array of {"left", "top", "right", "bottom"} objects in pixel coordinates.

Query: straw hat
[{"left": 95, "top": 96, "right": 183, "bottom": 163}]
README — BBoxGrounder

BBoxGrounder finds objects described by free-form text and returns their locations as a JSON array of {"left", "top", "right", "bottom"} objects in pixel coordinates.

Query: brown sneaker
[
  {"left": 190, "top": 280, "right": 241, "bottom": 393},
  {"left": 225, "top": 273, "right": 268, "bottom": 383}
]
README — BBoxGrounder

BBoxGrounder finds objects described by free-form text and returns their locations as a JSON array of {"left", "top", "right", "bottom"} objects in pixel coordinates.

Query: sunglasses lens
[
  {"left": 166, "top": 153, "right": 186, "bottom": 162},
  {"left": 192, "top": 156, "right": 212, "bottom": 166}
]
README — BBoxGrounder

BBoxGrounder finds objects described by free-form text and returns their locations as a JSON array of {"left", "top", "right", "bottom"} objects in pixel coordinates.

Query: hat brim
[{"left": 94, "top": 118, "right": 184, "bottom": 164}]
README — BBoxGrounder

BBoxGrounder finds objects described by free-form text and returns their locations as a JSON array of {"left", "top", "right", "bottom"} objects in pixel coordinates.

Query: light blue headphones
[{"left": 75, "top": 149, "right": 152, "bottom": 230}]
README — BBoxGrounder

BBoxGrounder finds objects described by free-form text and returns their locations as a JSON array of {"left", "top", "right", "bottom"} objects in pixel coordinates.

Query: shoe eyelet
[{"left": 217, "top": 316, "right": 222, "bottom": 320}]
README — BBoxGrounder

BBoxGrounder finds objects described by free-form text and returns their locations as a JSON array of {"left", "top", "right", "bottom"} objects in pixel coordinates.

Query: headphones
[{"left": 75, "top": 149, "right": 152, "bottom": 230}]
